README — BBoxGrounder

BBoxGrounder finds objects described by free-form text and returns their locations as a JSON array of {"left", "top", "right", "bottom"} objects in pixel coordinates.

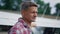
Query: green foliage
[
  {"left": 55, "top": 3, "right": 60, "bottom": 16},
  {"left": 37, "top": 0, "right": 51, "bottom": 15},
  {"left": 45, "top": 3, "right": 51, "bottom": 15},
  {"left": 55, "top": 3, "right": 60, "bottom": 10},
  {"left": 0, "top": 0, "right": 6, "bottom": 9},
  {"left": 0, "top": 0, "right": 22, "bottom": 10},
  {"left": 0, "top": 0, "right": 51, "bottom": 15},
  {"left": 37, "top": 0, "right": 44, "bottom": 14}
]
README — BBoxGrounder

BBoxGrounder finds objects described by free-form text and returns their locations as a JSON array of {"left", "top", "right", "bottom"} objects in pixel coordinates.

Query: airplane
[{"left": 0, "top": 11, "right": 60, "bottom": 34}]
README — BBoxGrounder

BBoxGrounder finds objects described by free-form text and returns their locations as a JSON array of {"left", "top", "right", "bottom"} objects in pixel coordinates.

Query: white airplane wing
[
  {"left": 0, "top": 11, "right": 21, "bottom": 26},
  {"left": 34, "top": 17, "right": 60, "bottom": 28},
  {"left": 0, "top": 11, "right": 60, "bottom": 28}
]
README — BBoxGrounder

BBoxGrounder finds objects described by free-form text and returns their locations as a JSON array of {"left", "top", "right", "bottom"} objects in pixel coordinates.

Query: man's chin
[{"left": 31, "top": 20, "right": 36, "bottom": 22}]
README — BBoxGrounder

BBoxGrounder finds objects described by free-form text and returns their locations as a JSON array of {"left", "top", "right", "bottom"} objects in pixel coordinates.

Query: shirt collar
[{"left": 18, "top": 18, "right": 30, "bottom": 28}]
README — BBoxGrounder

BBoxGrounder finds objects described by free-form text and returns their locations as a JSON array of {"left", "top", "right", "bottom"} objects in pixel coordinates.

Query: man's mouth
[{"left": 33, "top": 17, "right": 36, "bottom": 19}]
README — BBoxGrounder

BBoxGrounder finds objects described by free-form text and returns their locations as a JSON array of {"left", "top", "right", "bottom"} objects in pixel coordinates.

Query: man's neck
[{"left": 22, "top": 18, "right": 31, "bottom": 27}]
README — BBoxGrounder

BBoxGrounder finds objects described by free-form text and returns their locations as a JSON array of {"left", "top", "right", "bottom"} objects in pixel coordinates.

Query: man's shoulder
[
  {"left": 8, "top": 22, "right": 24, "bottom": 34},
  {"left": 11, "top": 22, "right": 24, "bottom": 30}
]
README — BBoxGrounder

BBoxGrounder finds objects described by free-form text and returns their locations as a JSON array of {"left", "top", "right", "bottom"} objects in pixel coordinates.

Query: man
[{"left": 9, "top": 2, "right": 38, "bottom": 34}]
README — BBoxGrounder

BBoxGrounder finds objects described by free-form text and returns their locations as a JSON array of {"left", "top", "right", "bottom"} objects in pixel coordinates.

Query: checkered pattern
[{"left": 8, "top": 18, "right": 33, "bottom": 34}]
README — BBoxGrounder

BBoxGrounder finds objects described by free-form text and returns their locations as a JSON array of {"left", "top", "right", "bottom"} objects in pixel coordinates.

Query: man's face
[{"left": 23, "top": 6, "right": 38, "bottom": 22}]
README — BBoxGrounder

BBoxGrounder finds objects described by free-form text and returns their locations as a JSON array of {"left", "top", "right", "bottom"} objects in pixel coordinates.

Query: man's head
[{"left": 20, "top": 2, "right": 38, "bottom": 22}]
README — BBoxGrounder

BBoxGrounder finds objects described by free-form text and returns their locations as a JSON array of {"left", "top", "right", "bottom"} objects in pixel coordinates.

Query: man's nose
[{"left": 34, "top": 13, "right": 37, "bottom": 17}]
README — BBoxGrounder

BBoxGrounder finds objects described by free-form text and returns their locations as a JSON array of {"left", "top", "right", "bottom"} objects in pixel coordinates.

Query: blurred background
[
  {"left": 0, "top": 0, "right": 60, "bottom": 19},
  {"left": 0, "top": 0, "right": 60, "bottom": 34}
]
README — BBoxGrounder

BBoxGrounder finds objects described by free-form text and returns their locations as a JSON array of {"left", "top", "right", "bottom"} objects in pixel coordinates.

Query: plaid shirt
[{"left": 8, "top": 18, "right": 33, "bottom": 34}]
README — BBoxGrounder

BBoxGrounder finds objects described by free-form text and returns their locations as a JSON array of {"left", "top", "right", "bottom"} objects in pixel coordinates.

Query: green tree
[
  {"left": 36, "top": 0, "right": 45, "bottom": 14},
  {"left": 36, "top": 0, "right": 51, "bottom": 15},
  {"left": 0, "top": 0, "right": 6, "bottom": 9},
  {"left": 55, "top": 3, "right": 60, "bottom": 16},
  {"left": 2, "top": 0, "right": 22, "bottom": 10},
  {"left": 5, "top": 0, "right": 12, "bottom": 10},
  {"left": 45, "top": 3, "right": 51, "bottom": 15}
]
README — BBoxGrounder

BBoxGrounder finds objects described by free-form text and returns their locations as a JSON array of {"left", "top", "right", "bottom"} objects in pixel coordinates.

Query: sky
[
  {"left": 42, "top": 0, "right": 60, "bottom": 7},
  {"left": 42, "top": 0, "right": 60, "bottom": 14}
]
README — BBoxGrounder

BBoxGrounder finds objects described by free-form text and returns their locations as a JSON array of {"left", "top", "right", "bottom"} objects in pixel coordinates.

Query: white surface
[
  {"left": 0, "top": 11, "right": 21, "bottom": 26},
  {"left": 31, "top": 27, "right": 44, "bottom": 34},
  {"left": 0, "top": 11, "right": 60, "bottom": 28},
  {"left": 35, "top": 17, "right": 60, "bottom": 28}
]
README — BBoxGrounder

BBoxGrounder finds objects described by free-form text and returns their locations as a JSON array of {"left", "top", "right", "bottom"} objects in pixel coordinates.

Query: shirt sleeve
[
  {"left": 8, "top": 22, "right": 24, "bottom": 34},
  {"left": 8, "top": 27, "right": 22, "bottom": 34}
]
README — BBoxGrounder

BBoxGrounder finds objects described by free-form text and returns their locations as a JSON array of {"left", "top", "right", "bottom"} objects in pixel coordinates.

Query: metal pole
[
  {"left": 42, "top": 6, "right": 48, "bottom": 17},
  {"left": 56, "top": 10, "right": 60, "bottom": 20}
]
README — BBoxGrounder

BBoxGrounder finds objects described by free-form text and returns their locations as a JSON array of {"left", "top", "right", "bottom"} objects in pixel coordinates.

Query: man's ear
[
  {"left": 21, "top": 10, "right": 25, "bottom": 14},
  {"left": 21, "top": 10, "right": 25, "bottom": 15}
]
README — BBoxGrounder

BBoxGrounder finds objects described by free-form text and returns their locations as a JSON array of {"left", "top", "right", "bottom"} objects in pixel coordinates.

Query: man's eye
[
  {"left": 30, "top": 11, "right": 38, "bottom": 13},
  {"left": 35, "top": 12, "right": 38, "bottom": 13},
  {"left": 32, "top": 12, "right": 35, "bottom": 13}
]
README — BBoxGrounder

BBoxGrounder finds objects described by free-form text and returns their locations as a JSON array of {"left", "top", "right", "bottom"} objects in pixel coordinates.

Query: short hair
[{"left": 20, "top": 2, "right": 38, "bottom": 11}]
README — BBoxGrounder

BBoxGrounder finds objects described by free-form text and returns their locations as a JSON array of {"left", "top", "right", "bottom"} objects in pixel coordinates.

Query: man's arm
[{"left": 8, "top": 26, "right": 22, "bottom": 34}]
